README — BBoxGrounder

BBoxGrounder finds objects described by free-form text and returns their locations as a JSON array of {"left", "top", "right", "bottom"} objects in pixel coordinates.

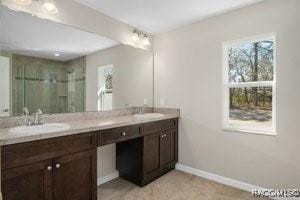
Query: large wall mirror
[{"left": 0, "top": 5, "right": 154, "bottom": 118}]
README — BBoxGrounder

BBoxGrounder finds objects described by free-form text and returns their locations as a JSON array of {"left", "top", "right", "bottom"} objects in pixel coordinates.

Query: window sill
[{"left": 222, "top": 127, "right": 277, "bottom": 136}]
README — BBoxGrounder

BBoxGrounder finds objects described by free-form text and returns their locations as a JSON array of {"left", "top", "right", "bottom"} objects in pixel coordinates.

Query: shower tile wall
[
  {"left": 11, "top": 54, "right": 85, "bottom": 116},
  {"left": 65, "top": 57, "right": 85, "bottom": 113}
]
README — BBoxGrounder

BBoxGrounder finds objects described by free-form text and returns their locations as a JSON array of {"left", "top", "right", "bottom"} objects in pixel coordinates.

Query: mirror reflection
[{"left": 0, "top": 5, "right": 154, "bottom": 118}]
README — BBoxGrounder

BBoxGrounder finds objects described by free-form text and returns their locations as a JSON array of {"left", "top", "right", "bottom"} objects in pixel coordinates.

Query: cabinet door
[
  {"left": 2, "top": 160, "right": 52, "bottom": 200},
  {"left": 143, "top": 133, "right": 160, "bottom": 177},
  {"left": 53, "top": 150, "right": 97, "bottom": 200},
  {"left": 160, "top": 129, "right": 176, "bottom": 167}
]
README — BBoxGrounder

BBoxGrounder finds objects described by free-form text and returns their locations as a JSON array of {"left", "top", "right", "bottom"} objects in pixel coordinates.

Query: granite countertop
[{"left": 0, "top": 113, "right": 179, "bottom": 146}]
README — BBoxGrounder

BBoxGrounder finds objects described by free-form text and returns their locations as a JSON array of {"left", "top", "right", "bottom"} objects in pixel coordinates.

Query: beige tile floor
[{"left": 98, "top": 170, "right": 269, "bottom": 200}]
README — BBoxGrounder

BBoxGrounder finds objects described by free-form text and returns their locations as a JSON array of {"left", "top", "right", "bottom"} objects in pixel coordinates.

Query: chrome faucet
[
  {"left": 23, "top": 107, "right": 33, "bottom": 126},
  {"left": 23, "top": 107, "right": 29, "bottom": 116},
  {"left": 24, "top": 108, "right": 43, "bottom": 126},
  {"left": 139, "top": 104, "right": 148, "bottom": 114},
  {"left": 33, "top": 109, "right": 43, "bottom": 125}
]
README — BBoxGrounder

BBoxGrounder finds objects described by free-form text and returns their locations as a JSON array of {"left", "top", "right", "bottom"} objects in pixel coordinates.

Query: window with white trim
[{"left": 222, "top": 34, "right": 276, "bottom": 135}]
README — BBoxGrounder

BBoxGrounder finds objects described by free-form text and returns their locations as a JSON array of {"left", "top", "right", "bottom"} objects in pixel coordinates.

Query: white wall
[
  {"left": 85, "top": 44, "right": 153, "bottom": 179},
  {"left": 0, "top": 57, "right": 10, "bottom": 117},
  {"left": 154, "top": 0, "right": 300, "bottom": 188},
  {"left": 0, "top": 52, "right": 12, "bottom": 116},
  {"left": 86, "top": 45, "right": 153, "bottom": 111}
]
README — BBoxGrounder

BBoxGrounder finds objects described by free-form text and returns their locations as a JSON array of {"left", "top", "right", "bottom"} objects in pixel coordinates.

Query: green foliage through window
[{"left": 224, "top": 36, "right": 275, "bottom": 131}]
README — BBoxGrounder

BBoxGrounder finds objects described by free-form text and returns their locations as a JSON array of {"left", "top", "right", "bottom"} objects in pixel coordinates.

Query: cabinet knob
[
  {"left": 46, "top": 166, "right": 52, "bottom": 171},
  {"left": 55, "top": 164, "right": 61, "bottom": 169},
  {"left": 121, "top": 132, "right": 126, "bottom": 136}
]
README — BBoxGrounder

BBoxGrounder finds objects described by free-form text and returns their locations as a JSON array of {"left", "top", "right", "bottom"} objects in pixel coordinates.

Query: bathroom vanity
[
  {"left": 0, "top": 3, "right": 176, "bottom": 200},
  {"left": 0, "top": 114, "right": 178, "bottom": 200}
]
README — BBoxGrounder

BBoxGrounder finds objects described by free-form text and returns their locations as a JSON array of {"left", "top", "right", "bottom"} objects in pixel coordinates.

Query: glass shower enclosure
[{"left": 11, "top": 54, "right": 85, "bottom": 116}]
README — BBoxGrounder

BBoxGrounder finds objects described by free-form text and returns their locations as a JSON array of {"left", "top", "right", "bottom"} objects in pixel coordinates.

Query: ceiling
[
  {"left": 74, "top": 0, "right": 264, "bottom": 34},
  {"left": 0, "top": 6, "right": 120, "bottom": 61}
]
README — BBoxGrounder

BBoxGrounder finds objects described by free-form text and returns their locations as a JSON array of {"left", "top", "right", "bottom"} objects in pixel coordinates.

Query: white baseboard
[
  {"left": 175, "top": 164, "right": 299, "bottom": 200},
  {"left": 176, "top": 164, "right": 264, "bottom": 192},
  {"left": 97, "top": 171, "right": 119, "bottom": 186}
]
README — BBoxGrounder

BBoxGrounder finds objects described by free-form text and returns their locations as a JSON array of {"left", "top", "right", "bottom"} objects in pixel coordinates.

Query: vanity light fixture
[
  {"left": 131, "top": 30, "right": 139, "bottom": 42},
  {"left": 142, "top": 34, "right": 150, "bottom": 46},
  {"left": 12, "top": 0, "right": 58, "bottom": 14},
  {"left": 132, "top": 30, "right": 150, "bottom": 45},
  {"left": 41, "top": 0, "right": 58, "bottom": 14},
  {"left": 13, "top": 0, "right": 32, "bottom": 6}
]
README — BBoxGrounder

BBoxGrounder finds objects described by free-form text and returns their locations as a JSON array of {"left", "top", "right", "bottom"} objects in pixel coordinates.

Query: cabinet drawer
[
  {"left": 141, "top": 118, "right": 178, "bottom": 135},
  {"left": 2, "top": 132, "right": 97, "bottom": 170},
  {"left": 98, "top": 125, "right": 140, "bottom": 146}
]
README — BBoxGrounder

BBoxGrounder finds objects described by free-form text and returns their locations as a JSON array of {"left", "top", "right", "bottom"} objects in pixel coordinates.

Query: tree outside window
[{"left": 223, "top": 34, "right": 276, "bottom": 134}]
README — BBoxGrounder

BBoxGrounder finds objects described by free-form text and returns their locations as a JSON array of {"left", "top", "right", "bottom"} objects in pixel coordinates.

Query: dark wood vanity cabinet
[
  {"left": 1, "top": 133, "right": 97, "bottom": 200},
  {"left": 1, "top": 117, "right": 178, "bottom": 200},
  {"left": 160, "top": 129, "right": 177, "bottom": 168},
  {"left": 52, "top": 150, "right": 97, "bottom": 200},
  {"left": 143, "top": 133, "right": 161, "bottom": 177},
  {"left": 2, "top": 150, "right": 96, "bottom": 200},
  {"left": 144, "top": 129, "right": 177, "bottom": 175},
  {"left": 98, "top": 125, "right": 140, "bottom": 146},
  {"left": 2, "top": 160, "right": 53, "bottom": 200},
  {"left": 116, "top": 118, "right": 178, "bottom": 186},
  {"left": 142, "top": 128, "right": 178, "bottom": 185}
]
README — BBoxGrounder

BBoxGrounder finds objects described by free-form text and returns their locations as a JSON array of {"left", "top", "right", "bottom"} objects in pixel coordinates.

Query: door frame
[{"left": 0, "top": 56, "right": 11, "bottom": 117}]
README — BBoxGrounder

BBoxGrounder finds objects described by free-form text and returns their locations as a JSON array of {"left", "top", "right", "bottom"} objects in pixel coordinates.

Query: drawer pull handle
[
  {"left": 121, "top": 132, "right": 126, "bottom": 136},
  {"left": 55, "top": 164, "right": 61, "bottom": 169},
  {"left": 46, "top": 166, "right": 52, "bottom": 171}
]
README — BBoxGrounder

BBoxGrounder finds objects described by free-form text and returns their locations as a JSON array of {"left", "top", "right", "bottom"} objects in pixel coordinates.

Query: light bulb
[
  {"left": 13, "top": 0, "right": 32, "bottom": 6},
  {"left": 131, "top": 31, "right": 139, "bottom": 42},
  {"left": 42, "top": 0, "right": 58, "bottom": 14},
  {"left": 142, "top": 35, "right": 150, "bottom": 45}
]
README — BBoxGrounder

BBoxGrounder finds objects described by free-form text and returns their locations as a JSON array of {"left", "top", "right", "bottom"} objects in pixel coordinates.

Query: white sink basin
[
  {"left": 134, "top": 113, "right": 165, "bottom": 118},
  {"left": 10, "top": 123, "right": 70, "bottom": 134}
]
